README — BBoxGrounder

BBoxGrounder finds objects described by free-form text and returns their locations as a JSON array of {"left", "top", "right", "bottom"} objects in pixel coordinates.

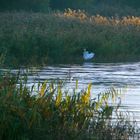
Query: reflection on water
[
  {"left": 32, "top": 62, "right": 140, "bottom": 123},
  {"left": 2, "top": 62, "right": 140, "bottom": 122}
]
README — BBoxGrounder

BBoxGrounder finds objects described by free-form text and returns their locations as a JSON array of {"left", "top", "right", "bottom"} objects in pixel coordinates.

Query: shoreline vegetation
[
  {"left": 0, "top": 73, "right": 139, "bottom": 140},
  {"left": 0, "top": 10, "right": 140, "bottom": 67}
]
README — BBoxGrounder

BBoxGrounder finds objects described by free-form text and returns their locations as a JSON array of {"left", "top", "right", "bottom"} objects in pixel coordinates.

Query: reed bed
[
  {"left": 0, "top": 73, "right": 139, "bottom": 140},
  {"left": 0, "top": 12, "right": 140, "bottom": 67},
  {"left": 59, "top": 8, "right": 140, "bottom": 26}
]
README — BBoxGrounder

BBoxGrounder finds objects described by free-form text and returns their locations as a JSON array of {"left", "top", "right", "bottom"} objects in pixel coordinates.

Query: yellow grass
[{"left": 57, "top": 8, "right": 140, "bottom": 26}]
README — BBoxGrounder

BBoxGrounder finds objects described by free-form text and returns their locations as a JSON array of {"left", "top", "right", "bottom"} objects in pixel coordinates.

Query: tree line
[{"left": 0, "top": 0, "right": 140, "bottom": 12}]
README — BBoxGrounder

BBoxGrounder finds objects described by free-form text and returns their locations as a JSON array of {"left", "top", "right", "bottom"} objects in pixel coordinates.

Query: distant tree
[
  {"left": 0, "top": 0, "right": 50, "bottom": 11},
  {"left": 94, "top": 0, "right": 140, "bottom": 8},
  {"left": 0, "top": 0, "right": 140, "bottom": 13},
  {"left": 50, "top": 0, "right": 93, "bottom": 10},
  {"left": 121, "top": 0, "right": 140, "bottom": 8}
]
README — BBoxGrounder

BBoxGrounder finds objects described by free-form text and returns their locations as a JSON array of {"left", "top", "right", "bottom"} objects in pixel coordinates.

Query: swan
[{"left": 83, "top": 49, "right": 95, "bottom": 60}]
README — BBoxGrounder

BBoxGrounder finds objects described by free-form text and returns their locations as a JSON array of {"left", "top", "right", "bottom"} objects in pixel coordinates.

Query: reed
[
  {"left": 58, "top": 8, "right": 140, "bottom": 26},
  {"left": 0, "top": 12, "right": 140, "bottom": 67},
  {"left": 0, "top": 73, "right": 139, "bottom": 140}
]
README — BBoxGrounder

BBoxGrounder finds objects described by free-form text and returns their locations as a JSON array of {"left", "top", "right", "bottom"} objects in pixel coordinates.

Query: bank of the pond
[
  {"left": 0, "top": 12, "right": 140, "bottom": 67},
  {"left": 0, "top": 73, "right": 139, "bottom": 140}
]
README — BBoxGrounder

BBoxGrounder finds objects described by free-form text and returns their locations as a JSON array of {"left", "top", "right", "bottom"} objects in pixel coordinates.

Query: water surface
[
  {"left": 30, "top": 62, "right": 140, "bottom": 123},
  {"left": 2, "top": 62, "right": 140, "bottom": 123}
]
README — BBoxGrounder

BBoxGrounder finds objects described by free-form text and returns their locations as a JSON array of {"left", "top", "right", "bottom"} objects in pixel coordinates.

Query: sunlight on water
[
  {"left": 31, "top": 62, "right": 140, "bottom": 123},
  {"left": 2, "top": 62, "right": 140, "bottom": 123}
]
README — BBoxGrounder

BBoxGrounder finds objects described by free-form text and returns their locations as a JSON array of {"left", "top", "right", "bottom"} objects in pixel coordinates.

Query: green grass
[
  {"left": 0, "top": 73, "right": 139, "bottom": 140},
  {"left": 0, "top": 12, "right": 140, "bottom": 68}
]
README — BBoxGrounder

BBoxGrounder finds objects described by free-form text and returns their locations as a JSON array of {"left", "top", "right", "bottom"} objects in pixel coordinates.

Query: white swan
[{"left": 83, "top": 49, "right": 95, "bottom": 60}]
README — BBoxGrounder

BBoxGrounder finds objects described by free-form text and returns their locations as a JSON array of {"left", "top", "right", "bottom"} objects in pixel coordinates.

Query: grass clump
[{"left": 0, "top": 73, "right": 139, "bottom": 140}]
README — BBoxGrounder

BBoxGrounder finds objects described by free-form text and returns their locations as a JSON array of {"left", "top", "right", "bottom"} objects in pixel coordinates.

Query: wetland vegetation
[
  {"left": 0, "top": 0, "right": 140, "bottom": 139},
  {"left": 0, "top": 73, "right": 139, "bottom": 140},
  {"left": 0, "top": 11, "right": 140, "bottom": 67}
]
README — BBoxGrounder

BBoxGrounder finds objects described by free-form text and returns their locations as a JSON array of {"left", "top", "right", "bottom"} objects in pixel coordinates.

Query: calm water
[{"left": 2, "top": 62, "right": 140, "bottom": 123}]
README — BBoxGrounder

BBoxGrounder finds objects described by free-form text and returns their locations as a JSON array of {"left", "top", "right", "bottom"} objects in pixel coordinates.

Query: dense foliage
[
  {"left": 0, "top": 0, "right": 140, "bottom": 16},
  {"left": 0, "top": 0, "right": 50, "bottom": 11}
]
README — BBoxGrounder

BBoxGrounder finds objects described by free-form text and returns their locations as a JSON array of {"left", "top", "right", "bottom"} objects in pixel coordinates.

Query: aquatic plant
[{"left": 0, "top": 73, "right": 139, "bottom": 140}]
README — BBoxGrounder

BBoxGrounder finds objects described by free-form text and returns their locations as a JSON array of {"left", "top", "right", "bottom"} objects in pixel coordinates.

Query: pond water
[{"left": 2, "top": 62, "right": 140, "bottom": 124}]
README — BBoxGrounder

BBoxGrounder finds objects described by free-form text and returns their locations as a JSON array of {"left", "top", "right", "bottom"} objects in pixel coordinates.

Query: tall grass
[
  {"left": 0, "top": 73, "right": 139, "bottom": 139},
  {"left": 0, "top": 12, "right": 140, "bottom": 67},
  {"left": 62, "top": 9, "right": 140, "bottom": 26}
]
